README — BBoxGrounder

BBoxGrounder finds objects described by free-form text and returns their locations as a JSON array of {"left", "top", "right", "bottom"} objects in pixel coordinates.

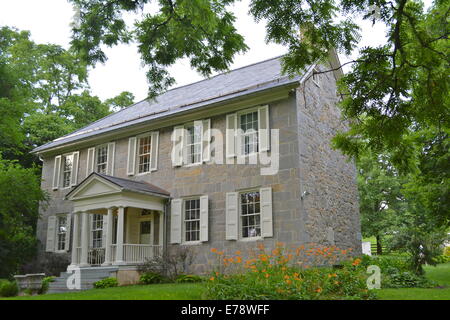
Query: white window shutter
[
  {"left": 258, "top": 105, "right": 270, "bottom": 152},
  {"left": 225, "top": 192, "right": 239, "bottom": 240},
  {"left": 127, "top": 137, "right": 137, "bottom": 175},
  {"left": 172, "top": 126, "right": 184, "bottom": 167},
  {"left": 260, "top": 187, "right": 273, "bottom": 238},
  {"left": 86, "top": 147, "right": 95, "bottom": 177},
  {"left": 65, "top": 213, "right": 72, "bottom": 251},
  {"left": 106, "top": 142, "right": 115, "bottom": 176},
  {"left": 70, "top": 152, "right": 79, "bottom": 186},
  {"left": 200, "top": 195, "right": 209, "bottom": 242},
  {"left": 170, "top": 199, "right": 182, "bottom": 244},
  {"left": 150, "top": 131, "right": 159, "bottom": 171},
  {"left": 52, "top": 155, "right": 61, "bottom": 190},
  {"left": 46, "top": 215, "right": 57, "bottom": 252},
  {"left": 202, "top": 119, "right": 211, "bottom": 162},
  {"left": 226, "top": 113, "right": 237, "bottom": 158}
]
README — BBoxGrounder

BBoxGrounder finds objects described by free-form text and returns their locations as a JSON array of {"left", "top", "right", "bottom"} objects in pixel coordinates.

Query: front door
[{"left": 139, "top": 220, "right": 152, "bottom": 244}]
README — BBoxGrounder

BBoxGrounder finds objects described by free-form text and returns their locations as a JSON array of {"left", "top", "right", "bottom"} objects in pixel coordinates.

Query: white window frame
[
  {"left": 182, "top": 197, "right": 201, "bottom": 244},
  {"left": 95, "top": 144, "right": 108, "bottom": 174},
  {"left": 312, "top": 67, "right": 320, "bottom": 87},
  {"left": 184, "top": 122, "right": 203, "bottom": 166},
  {"left": 91, "top": 214, "right": 104, "bottom": 248},
  {"left": 55, "top": 215, "right": 68, "bottom": 252},
  {"left": 136, "top": 133, "right": 152, "bottom": 175},
  {"left": 61, "top": 153, "right": 74, "bottom": 189},
  {"left": 239, "top": 190, "right": 262, "bottom": 240},
  {"left": 237, "top": 107, "right": 259, "bottom": 157}
]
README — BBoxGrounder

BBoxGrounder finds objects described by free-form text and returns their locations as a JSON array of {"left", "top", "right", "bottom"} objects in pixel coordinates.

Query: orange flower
[
  {"left": 211, "top": 248, "right": 218, "bottom": 253},
  {"left": 209, "top": 277, "right": 215, "bottom": 281},
  {"left": 352, "top": 258, "right": 362, "bottom": 266},
  {"left": 217, "top": 251, "right": 224, "bottom": 255},
  {"left": 283, "top": 275, "right": 290, "bottom": 280},
  {"left": 215, "top": 271, "right": 219, "bottom": 276},
  {"left": 235, "top": 256, "right": 242, "bottom": 263},
  {"left": 315, "top": 287, "right": 322, "bottom": 293},
  {"left": 265, "top": 273, "right": 270, "bottom": 278},
  {"left": 285, "top": 279, "right": 292, "bottom": 285}
]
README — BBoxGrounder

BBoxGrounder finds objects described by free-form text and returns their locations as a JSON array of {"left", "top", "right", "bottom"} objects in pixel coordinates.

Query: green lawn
[
  {"left": 3, "top": 263, "right": 449, "bottom": 300},
  {"left": 377, "top": 262, "right": 450, "bottom": 300},
  {"left": 2, "top": 283, "right": 205, "bottom": 300}
]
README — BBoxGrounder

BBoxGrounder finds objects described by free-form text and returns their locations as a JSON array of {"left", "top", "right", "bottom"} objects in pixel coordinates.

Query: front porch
[{"left": 66, "top": 173, "right": 170, "bottom": 268}]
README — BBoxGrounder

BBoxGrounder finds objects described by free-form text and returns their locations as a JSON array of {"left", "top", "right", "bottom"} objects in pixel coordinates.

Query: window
[
  {"left": 185, "top": 124, "right": 202, "bottom": 165},
  {"left": 96, "top": 145, "right": 108, "bottom": 174},
  {"left": 91, "top": 214, "right": 103, "bottom": 248},
  {"left": 137, "top": 135, "right": 152, "bottom": 174},
  {"left": 312, "top": 67, "right": 320, "bottom": 87},
  {"left": 62, "top": 154, "right": 74, "bottom": 188},
  {"left": 240, "top": 191, "right": 261, "bottom": 238},
  {"left": 184, "top": 198, "right": 200, "bottom": 242},
  {"left": 56, "top": 215, "right": 67, "bottom": 251},
  {"left": 239, "top": 110, "right": 259, "bottom": 155}
]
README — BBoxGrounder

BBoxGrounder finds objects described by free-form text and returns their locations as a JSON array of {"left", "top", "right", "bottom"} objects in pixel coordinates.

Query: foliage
[
  {"left": 93, "top": 277, "right": 118, "bottom": 289},
  {"left": 105, "top": 91, "right": 135, "bottom": 112},
  {"left": 19, "top": 252, "right": 70, "bottom": 277},
  {"left": 69, "top": 0, "right": 248, "bottom": 97},
  {"left": 38, "top": 276, "right": 56, "bottom": 295},
  {"left": 389, "top": 213, "right": 449, "bottom": 275},
  {"left": 0, "top": 279, "right": 19, "bottom": 297},
  {"left": 139, "top": 272, "right": 169, "bottom": 285},
  {"left": 383, "top": 271, "right": 435, "bottom": 288},
  {"left": 138, "top": 246, "right": 194, "bottom": 280},
  {"left": 175, "top": 274, "right": 204, "bottom": 283},
  {"left": 0, "top": 155, "right": 48, "bottom": 279},
  {"left": 357, "top": 150, "right": 407, "bottom": 254},
  {"left": 205, "top": 243, "right": 376, "bottom": 300}
]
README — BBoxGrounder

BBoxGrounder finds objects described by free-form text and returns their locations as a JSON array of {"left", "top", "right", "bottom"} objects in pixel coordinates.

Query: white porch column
[
  {"left": 114, "top": 206, "right": 125, "bottom": 265},
  {"left": 159, "top": 211, "right": 164, "bottom": 255},
  {"left": 68, "top": 212, "right": 80, "bottom": 269},
  {"left": 102, "top": 207, "right": 114, "bottom": 266},
  {"left": 79, "top": 211, "right": 90, "bottom": 267}
]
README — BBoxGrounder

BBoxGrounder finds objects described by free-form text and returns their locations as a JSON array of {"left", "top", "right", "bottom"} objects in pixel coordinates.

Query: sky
[{"left": 0, "top": 0, "right": 397, "bottom": 102}]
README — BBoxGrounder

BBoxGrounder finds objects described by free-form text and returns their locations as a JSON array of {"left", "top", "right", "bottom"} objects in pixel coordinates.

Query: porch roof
[{"left": 65, "top": 173, "right": 170, "bottom": 212}]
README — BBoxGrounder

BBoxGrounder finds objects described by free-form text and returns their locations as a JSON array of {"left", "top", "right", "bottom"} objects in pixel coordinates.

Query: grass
[
  {"left": 1, "top": 282, "right": 205, "bottom": 300},
  {"left": 3, "top": 263, "right": 450, "bottom": 300},
  {"left": 377, "top": 262, "right": 450, "bottom": 300}
]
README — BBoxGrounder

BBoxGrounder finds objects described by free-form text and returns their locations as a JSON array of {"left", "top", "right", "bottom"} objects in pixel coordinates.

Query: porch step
[{"left": 47, "top": 267, "right": 118, "bottom": 294}]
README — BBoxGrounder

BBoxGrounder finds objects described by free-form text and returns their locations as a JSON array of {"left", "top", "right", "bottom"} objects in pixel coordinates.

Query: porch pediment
[
  {"left": 65, "top": 173, "right": 170, "bottom": 212},
  {"left": 66, "top": 174, "right": 122, "bottom": 200}
]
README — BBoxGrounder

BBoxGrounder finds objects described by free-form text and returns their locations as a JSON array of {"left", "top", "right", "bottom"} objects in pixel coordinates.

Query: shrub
[
  {"left": 20, "top": 252, "right": 70, "bottom": 277},
  {"left": 93, "top": 277, "right": 118, "bottom": 289},
  {"left": 139, "top": 272, "right": 169, "bottom": 284},
  {"left": 39, "top": 276, "right": 55, "bottom": 294},
  {"left": 444, "top": 246, "right": 450, "bottom": 257},
  {"left": 0, "top": 279, "right": 19, "bottom": 297},
  {"left": 176, "top": 274, "right": 204, "bottom": 283},
  {"left": 138, "top": 246, "right": 195, "bottom": 280},
  {"left": 205, "top": 244, "right": 376, "bottom": 300},
  {"left": 383, "top": 271, "right": 435, "bottom": 288}
]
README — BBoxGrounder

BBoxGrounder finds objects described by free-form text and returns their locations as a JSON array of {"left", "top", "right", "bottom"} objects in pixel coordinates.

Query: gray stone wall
[
  {"left": 37, "top": 67, "right": 361, "bottom": 273},
  {"left": 295, "top": 64, "right": 362, "bottom": 254}
]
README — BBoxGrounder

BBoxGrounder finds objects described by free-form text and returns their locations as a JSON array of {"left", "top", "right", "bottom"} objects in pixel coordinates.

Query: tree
[
  {"left": 357, "top": 150, "right": 406, "bottom": 254},
  {"left": 0, "top": 154, "right": 48, "bottom": 278},
  {"left": 69, "top": 0, "right": 448, "bottom": 161},
  {"left": 105, "top": 91, "right": 135, "bottom": 112}
]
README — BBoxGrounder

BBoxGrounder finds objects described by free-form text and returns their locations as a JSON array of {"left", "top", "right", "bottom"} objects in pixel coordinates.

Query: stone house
[{"left": 32, "top": 54, "right": 361, "bottom": 286}]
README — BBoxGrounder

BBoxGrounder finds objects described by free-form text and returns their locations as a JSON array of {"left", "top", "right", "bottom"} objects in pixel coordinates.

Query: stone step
[{"left": 47, "top": 266, "right": 119, "bottom": 294}]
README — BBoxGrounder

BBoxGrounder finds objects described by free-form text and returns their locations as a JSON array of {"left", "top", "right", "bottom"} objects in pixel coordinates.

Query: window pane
[
  {"left": 184, "top": 198, "right": 200, "bottom": 242},
  {"left": 138, "top": 135, "right": 152, "bottom": 173},
  {"left": 240, "top": 191, "right": 261, "bottom": 238}
]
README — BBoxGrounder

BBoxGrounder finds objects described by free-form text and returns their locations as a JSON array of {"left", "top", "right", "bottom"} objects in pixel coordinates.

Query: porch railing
[
  {"left": 123, "top": 244, "right": 162, "bottom": 264},
  {"left": 73, "top": 244, "right": 161, "bottom": 266},
  {"left": 88, "top": 247, "right": 105, "bottom": 266}
]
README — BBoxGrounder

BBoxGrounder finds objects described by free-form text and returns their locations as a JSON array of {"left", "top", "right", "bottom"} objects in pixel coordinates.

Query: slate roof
[
  {"left": 33, "top": 55, "right": 305, "bottom": 154},
  {"left": 66, "top": 172, "right": 170, "bottom": 199}
]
